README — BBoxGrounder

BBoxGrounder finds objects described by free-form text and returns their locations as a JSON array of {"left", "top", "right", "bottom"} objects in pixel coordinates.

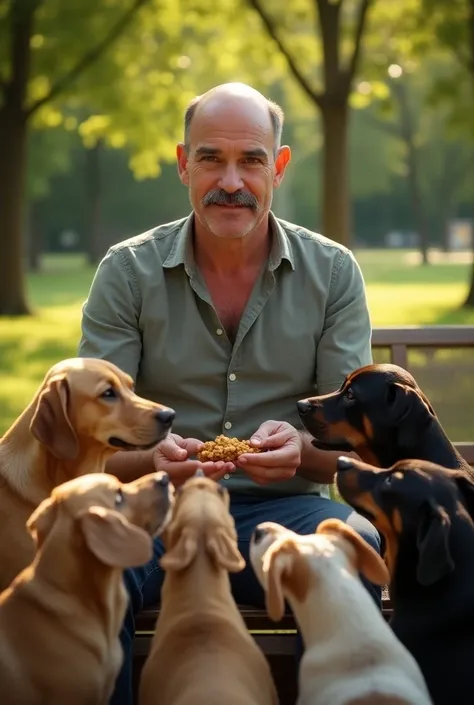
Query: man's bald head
[{"left": 183, "top": 83, "right": 284, "bottom": 155}]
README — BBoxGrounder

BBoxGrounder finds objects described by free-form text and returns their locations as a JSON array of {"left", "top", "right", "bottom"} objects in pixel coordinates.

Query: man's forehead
[
  {"left": 194, "top": 143, "right": 270, "bottom": 158},
  {"left": 190, "top": 97, "right": 273, "bottom": 141}
]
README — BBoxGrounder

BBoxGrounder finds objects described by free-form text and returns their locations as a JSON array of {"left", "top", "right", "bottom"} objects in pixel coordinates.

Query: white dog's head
[{"left": 250, "top": 519, "right": 389, "bottom": 621}]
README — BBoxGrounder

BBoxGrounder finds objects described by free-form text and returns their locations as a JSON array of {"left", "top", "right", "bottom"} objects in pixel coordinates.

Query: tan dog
[
  {"left": 0, "top": 470, "right": 173, "bottom": 705},
  {"left": 0, "top": 357, "right": 174, "bottom": 590},
  {"left": 250, "top": 520, "right": 433, "bottom": 705},
  {"left": 139, "top": 474, "right": 278, "bottom": 705}
]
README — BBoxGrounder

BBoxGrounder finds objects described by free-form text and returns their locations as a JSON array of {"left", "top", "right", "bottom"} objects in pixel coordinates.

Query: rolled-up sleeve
[
  {"left": 78, "top": 248, "right": 142, "bottom": 380},
  {"left": 316, "top": 250, "right": 372, "bottom": 394}
]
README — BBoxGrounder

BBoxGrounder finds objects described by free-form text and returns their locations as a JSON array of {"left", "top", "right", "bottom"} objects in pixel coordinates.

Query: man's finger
[
  {"left": 157, "top": 439, "right": 187, "bottom": 460},
  {"left": 238, "top": 449, "right": 295, "bottom": 468}
]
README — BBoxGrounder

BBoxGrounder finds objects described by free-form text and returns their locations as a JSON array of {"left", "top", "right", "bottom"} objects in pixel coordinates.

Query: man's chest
[{"left": 202, "top": 271, "right": 259, "bottom": 342}]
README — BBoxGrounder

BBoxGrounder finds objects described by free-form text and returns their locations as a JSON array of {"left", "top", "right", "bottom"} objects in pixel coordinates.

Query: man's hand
[
  {"left": 153, "top": 433, "right": 234, "bottom": 486},
  {"left": 236, "top": 421, "right": 302, "bottom": 486}
]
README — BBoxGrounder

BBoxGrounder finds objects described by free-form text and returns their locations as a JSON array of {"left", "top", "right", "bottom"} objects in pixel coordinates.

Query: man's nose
[{"left": 218, "top": 164, "right": 244, "bottom": 193}]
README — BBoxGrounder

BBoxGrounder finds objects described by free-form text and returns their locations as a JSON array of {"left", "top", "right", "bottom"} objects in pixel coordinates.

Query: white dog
[{"left": 250, "top": 519, "right": 432, "bottom": 705}]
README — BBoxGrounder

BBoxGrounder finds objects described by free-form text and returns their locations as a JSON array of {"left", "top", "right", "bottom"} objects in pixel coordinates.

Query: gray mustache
[{"left": 202, "top": 189, "right": 258, "bottom": 209}]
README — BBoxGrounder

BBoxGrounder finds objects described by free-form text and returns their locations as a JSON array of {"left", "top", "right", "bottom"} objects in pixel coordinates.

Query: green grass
[{"left": 0, "top": 249, "right": 473, "bottom": 436}]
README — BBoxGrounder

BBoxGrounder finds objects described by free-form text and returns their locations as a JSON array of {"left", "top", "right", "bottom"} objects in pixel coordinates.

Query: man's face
[{"left": 177, "top": 96, "right": 291, "bottom": 239}]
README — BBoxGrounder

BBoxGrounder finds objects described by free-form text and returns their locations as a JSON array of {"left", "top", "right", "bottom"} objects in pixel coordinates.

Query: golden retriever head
[
  {"left": 160, "top": 473, "right": 245, "bottom": 574},
  {"left": 29, "top": 358, "right": 175, "bottom": 461},
  {"left": 250, "top": 519, "right": 389, "bottom": 621},
  {"left": 27, "top": 471, "right": 174, "bottom": 568}
]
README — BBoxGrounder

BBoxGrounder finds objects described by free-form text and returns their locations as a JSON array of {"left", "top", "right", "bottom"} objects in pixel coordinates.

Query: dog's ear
[
  {"left": 80, "top": 506, "right": 152, "bottom": 568},
  {"left": 454, "top": 474, "right": 474, "bottom": 518},
  {"left": 160, "top": 526, "right": 198, "bottom": 571},
  {"left": 416, "top": 499, "right": 454, "bottom": 586},
  {"left": 30, "top": 377, "right": 79, "bottom": 460},
  {"left": 262, "top": 541, "right": 310, "bottom": 622},
  {"left": 317, "top": 518, "right": 389, "bottom": 586},
  {"left": 387, "top": 382, "right": 434, "bottom": 447},
  {"left": 206, "top": 527, "right": 245, "bottom": 573},
  {"left": 27, "top": 496, "right": 58, "bottom": 548}
]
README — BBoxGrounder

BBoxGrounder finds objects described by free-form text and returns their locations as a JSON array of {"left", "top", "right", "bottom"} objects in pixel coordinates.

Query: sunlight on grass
[
  {"left": 367, "top": 284, "right": 474, "bottom": 326},
  {"left": 0, "top": 249, "right": 472, "bottom": 435}
]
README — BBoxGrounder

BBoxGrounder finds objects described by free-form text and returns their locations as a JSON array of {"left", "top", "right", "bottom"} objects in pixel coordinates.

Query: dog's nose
[
  {"left": 296, "top": 400, "right": 311, "bottom": 415},
  {"left": 253, "top": 527, "right": 267, "bottom": 544},
  {"left": 337, "top": 456, "right": 354, "bottom": 472},
  {"left": 155, "top": 472, "right": 170, "bottom": 487},
  {"left": 156, "top": 408, "right": 175, "bottom": 427}
]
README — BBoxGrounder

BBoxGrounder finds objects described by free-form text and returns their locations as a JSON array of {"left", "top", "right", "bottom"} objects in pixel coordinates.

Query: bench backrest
[{"left": 371, "top": 326, "right": 474, "bottom": 466}]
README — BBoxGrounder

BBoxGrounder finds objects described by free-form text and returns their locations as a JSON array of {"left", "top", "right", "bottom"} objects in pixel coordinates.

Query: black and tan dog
[
  {"left": 336, "top": 455, "right": 474, "bottom": 705},
  {"left": 297, "top": 363, "right": 471, "bottom": 476}
]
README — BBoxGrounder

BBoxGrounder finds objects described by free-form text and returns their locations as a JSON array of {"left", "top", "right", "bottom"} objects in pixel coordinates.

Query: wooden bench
[{"left": 132, "top": 325, "right": 474, "bottom": 703}]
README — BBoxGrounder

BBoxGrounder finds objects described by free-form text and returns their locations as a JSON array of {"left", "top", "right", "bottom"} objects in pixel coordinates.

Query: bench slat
[{"left": 372, "top": 326, "right": 474, "bottom": 347}]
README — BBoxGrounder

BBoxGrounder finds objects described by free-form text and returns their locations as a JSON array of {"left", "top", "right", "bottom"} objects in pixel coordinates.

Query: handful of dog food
[{"left": 197, "top": 434, "right": 262, "bottom": 463}]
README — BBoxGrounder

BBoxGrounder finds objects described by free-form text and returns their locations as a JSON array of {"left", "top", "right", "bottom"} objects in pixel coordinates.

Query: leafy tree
[
  {"left": 420, "top": 0, "right": 474, "bottom": 305},
  {"left": 244, "top": 0, "right": 374, "bottom": 247},
  {"left": 0, "top": 0, "right": 286, "bottom": 315}
]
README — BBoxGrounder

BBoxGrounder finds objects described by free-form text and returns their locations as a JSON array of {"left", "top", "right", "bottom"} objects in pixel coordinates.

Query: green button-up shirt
[{"left": 78, "top": 212, "right": 372, "bottom": 497}]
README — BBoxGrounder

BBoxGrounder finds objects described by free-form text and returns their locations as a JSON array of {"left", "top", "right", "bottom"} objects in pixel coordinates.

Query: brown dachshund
[
  {"left": 0, "top": 357, "right": 175, "bottom": 590},
  {"left": 297, "top": 363, "right": 471, "bottom": 476},
  {"left": 0, "top": 471, "right": 173, "bottom": 705},
  {"left": 139, "top": 473, "right": 278, "bottom": 705},
  {"left": 336, "top": 455, "right": 474, "bottom": 705}
]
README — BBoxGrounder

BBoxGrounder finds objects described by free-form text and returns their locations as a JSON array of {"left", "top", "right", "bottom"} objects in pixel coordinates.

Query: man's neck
[{"left": 193, "top": 219, "right": 271, "bottom": 275}]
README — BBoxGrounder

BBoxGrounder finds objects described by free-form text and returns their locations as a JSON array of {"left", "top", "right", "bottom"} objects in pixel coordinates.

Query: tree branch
[
  {"left": 246, "top": 0, "right": 323, "bottom": 108},
  {"left": 26, "top": 0, "right": 151, "bottom": 117},
  {"left": 345, "top": 0, "right": 372, "bottom": 85}
]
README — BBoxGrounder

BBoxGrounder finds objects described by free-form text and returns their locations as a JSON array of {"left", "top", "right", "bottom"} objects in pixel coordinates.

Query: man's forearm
[
  {"left": 297, "top": 431, "right": 357, "bottom": 484},
  {"left": 105, "top": 448, "right": 155, "bottom": 483}
]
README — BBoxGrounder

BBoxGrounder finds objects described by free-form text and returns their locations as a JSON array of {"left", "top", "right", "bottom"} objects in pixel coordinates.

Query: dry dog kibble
[{"left": 197, "top": 435, "right": 262, "bottom": 463}]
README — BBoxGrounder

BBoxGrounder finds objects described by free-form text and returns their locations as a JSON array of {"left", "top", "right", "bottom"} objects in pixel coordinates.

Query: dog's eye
[
  {"left": 345, "top": 387, "right": 355, "bottom": 401},
  {"left": 115, "top": 489, "right": 124, "bottom": 506},
  {"left": 101, "top": 387, "right": 118, "bottom": 400}
]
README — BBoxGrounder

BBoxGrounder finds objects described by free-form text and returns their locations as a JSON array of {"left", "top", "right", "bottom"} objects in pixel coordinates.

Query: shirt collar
[{"left": 162, "top": 211, "right": 295, "bottom": 272}]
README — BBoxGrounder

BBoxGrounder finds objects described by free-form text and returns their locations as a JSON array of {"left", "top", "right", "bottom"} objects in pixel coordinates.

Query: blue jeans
[{"left": 110, "top": 493, "right": 381, "bottom": 705}]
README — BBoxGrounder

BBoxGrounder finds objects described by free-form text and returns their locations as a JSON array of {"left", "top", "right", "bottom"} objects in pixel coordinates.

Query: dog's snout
[
  {"left": 297, "top": 400, "right": 312, "bottom": 415},
  {"left": 155, "top": 472, "right": 170, "bottom": 487},
  {"left": 253, "top": 527, "right": 267, "bottom": 544},
  {"left": 156, "top": 408, "right": 175, "bottom": 427}
]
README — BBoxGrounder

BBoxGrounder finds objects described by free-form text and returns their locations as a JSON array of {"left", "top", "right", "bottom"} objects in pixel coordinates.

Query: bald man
[{"left": 79, "top": 82, "right": 380, "bottom": 705}]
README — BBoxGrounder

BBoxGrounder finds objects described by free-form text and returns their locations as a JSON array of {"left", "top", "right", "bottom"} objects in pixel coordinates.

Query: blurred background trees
[{"left": 1, "top": 0, "right": 474, "bottom": 314}]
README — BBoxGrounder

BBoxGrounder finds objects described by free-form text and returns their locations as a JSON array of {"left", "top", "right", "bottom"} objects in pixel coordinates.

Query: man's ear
[
  {"left": 273, "top": 145, "right": 291, "bottom": 188},
  {"left": 176, "top": 142, "right": 189, "bottom": 186}
]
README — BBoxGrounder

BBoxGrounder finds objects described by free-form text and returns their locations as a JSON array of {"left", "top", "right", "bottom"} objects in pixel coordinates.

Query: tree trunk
[
  {"left": 463, "top": 235, "right": 474, "bottom": 307},
  {"left": 84, "top": 140, "right": 104, "bottom": 266},
  {"left": 320, "top": 101, "right": 351, "bottom": 246},
  {"left": 27, "top": 199, "right": 43, "bottom": 272},
  {"left": 0, "top": 110, "right": 31, "bottom": 314},
  {"left": 406, "top": 140, "right": 430, "bottom": 265}
]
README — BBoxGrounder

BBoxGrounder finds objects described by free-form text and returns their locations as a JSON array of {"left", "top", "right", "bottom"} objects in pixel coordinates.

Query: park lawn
[{"left": 0, "top": 249, "right": 473, "bottom": 435}]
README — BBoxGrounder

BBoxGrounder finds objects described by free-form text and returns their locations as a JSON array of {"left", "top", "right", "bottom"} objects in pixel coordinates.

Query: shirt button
[
  {"left": 216, "top": 328, "right": 223, "bottom": 335},
  {"left": 224, "top": 421, "right": 232, "bottom": 430},
  {"left": 223, "top": 473, "right": 230, "bottom": 480},
  {"left": 229, "top": 373, "right": 236, "bottom": 381}
]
